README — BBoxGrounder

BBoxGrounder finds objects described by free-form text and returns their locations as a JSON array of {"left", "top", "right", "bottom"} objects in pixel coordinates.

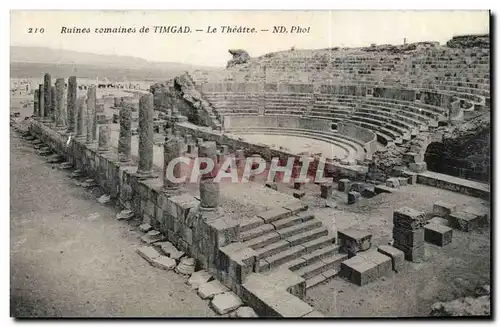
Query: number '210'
[{"left": 28, "top": 28, "right": 44, "bottom": 33}]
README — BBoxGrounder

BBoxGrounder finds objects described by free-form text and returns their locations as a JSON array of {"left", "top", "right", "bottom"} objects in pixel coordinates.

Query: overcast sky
[{"left": 10, "top": 10, "right": 490, "bottom": 67}]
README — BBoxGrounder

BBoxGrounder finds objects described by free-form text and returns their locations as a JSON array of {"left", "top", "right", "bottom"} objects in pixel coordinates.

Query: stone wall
[{"left": 337, "top": 122, "right": 377, "bottom": 159}]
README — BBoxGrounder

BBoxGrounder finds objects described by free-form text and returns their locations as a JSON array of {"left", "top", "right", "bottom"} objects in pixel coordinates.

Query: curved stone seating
[
  {"left": 204, "top": 92, "right": 259, "bottom": 115},
  {"left": 228, "top": 126, "right": 366, "bottom": 161},
  {"left": 264, "top": 93, "right": 312, "bottom": 116},
  {"left": 350, "top": 112, "right": 410, "bottom": 137}
]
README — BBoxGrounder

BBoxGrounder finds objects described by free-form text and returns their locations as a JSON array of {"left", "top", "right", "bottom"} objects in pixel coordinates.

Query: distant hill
[{"left": 10, "top": 46, "right": 218, "bottom": 80}]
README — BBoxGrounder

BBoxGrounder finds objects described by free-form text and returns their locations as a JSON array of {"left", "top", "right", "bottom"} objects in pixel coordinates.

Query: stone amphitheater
[{"left": 11, "top": 34, "right": 491, "bottom": 317}]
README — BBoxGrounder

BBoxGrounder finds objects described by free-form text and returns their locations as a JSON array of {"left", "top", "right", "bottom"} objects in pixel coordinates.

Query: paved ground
[{"left": 10, "top": 129, "right": 216, "bottom": 317}]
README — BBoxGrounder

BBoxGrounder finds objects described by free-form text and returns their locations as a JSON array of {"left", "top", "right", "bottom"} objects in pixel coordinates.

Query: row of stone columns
[{"left": 33, "top": 73, "right": 220, "bottom": 212}]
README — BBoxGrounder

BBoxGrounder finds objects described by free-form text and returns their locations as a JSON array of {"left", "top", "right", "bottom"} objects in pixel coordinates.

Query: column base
[{"left": 135, "top": 170, "right": 158, "bottom": 180}]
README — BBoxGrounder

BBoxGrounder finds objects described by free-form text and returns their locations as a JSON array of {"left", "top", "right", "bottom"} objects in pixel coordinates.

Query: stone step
[
  {"left": 301, "top": 244, "right": 340, "bottom": 265},
  {"left": 299, "top": 232, "right": 336, "bottom": 252},
  {"left": 255, "top": 240, "right": 290, "bottom": 259},
  {"left": 286, "top": 227, "right": 330, "bottom": 247},
  {"left": 244, "top": 231, "right": 281, "bottom": 249},
  {"left": 240, "top": 224, "right": 275, "bottom": 242},
  {"left": 293, "top": 253, "right": 348, "bottom": 279},
  {"left": 305, "top": 268, "right": 340, "bottom": 289},
  {"left": 277, "top": 219, "right": 323, "bottom": 240},
  {"left": 271, "top": 212, "right": 314, "bottom": 230},
  {"left": 260, "top": 244, "right": 308, "bottom": 270},
  {"left": 305, "top": 274, "right": 327, "bottom": 289}
]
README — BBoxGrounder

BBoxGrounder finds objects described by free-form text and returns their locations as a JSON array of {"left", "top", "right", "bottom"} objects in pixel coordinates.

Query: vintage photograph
[{"left": 9, "top": 10, "right": 491, "bottom": 318}]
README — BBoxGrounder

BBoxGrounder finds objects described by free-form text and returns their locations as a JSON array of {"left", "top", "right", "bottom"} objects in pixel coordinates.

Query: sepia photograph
[{"left": 9, "top": 10, "right": 491, "bottom": 318}]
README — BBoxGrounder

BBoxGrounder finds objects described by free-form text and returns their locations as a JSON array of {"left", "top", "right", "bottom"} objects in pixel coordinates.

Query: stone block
[
  {"left": 374, "top": 184, "right": 394, "bottom": 194},
  {"left": 151, "top": 255, "right": 176, "bottom": 270},
  {"left": 239, "top": 216, "right": 264, "bottom": 232},
  {"left": 386, "top": 177, "right": 400, "bottom": 188},
  {"left": 187, "top": 270, "right": 213, "bottom": 290},
  {"left": 141, "top": 230, "right": 166, "bottom": 244},
  {"left": 265, "top": 182, "right": 278, "bottom": 191},
  {"left": 449, "top": 211, "right": 481, "bottom": 232},
  {"left": 338, "top": 229, "right": 372, "bottom": 256},
  {"left": 393, "top": 207, "right": 426, "bottom": 230},
  {"left": 393, "top": 242, "right": 425, "bottom": 262},
  {"left": 461, "top": 205, "right": 489, "bottom": 226},
  {"left": 139, "top": 223, "right": 152, "bottom": 233},
  {"left": 347, "top": 191, "right": 361, "bottom": 204},
  {"left": 320, "top": 183, "right": 333, "bottom": 199},
  {"left": 211, "top": 292, "right": 243, "bottom": 315},
  {"left": 167, "top": 194, "right": 199, "bottom": 223},
  {"left": 258, "top": 207, "right": 292, "bottom": 223},
  {"left": 137, "top": 246, "right": 161, "bottom": 264},
  {"left": 198, "top": 280, "right": 229, "bottom": 299},
  {"left": 293, "top": 191, "right": 305, "bottom": 199},
  {"left": 392, "top": 226, "right": 425, "bottom": 248},
  {"left": 357, "top": 250, "right": 392, "bottom": 279},
  {"left": 282, "top": 202, "right": 308, "bottom": 214},
  {"left": 408, "top": 162, "right": 427, "bottom": 173},
  {"left": 338, "top": 178, "right": 350, "bottom": 192},
  {"left": 340, "top": 255, "right": 379, "bottom": 286},
  {"left": 433, "top": 201, "right": 456, "bottom": 218},
  {"left": 231, "top": 306, "right": 258, "bottom": 318},
  {"left": 293, "top": 181, "right": 304, "bottom": 190},
  {"left": 405, "top": 172, "right": 417, "bottom": 185},
  {"left": 427, "top": 217, "right": 450, "bottom": 227},
  {"left": 425, "top": 223, "right": 453, "bottom": 247},
  {"left": 398, "top": 177, "right": 408, "bottom": 186},
  {"left": 377, "top": 245, "right": 405, "bottom": 272}
]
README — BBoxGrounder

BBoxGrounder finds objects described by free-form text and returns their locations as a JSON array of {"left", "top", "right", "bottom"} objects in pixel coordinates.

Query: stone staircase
[{"left": 239, "top": 208, "right": 348, "bottom": 289}]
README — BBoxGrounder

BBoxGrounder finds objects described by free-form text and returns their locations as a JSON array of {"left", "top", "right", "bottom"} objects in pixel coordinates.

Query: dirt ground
[
  {"left": 302, "top": 184, "right": 491, "bottom": 317},
  {"left": 9, "top": 129, "right": 216, "bottom": 317}
]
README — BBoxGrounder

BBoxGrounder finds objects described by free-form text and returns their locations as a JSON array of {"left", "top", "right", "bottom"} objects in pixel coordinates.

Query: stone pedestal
[
  {"left": 136, "top": 93, "right": 156, "bottom": 179},
  {"left": 118, "top": 105, "right": 132, "bottom": 162},
  {"left": 98, "top": 125, "right": 111, "bottom": 153},
  {"left": 66, "top": 76, "right": 77, "bottom": 133}
]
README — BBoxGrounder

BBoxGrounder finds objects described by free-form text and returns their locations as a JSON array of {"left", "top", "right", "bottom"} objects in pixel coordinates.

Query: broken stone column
[
  {"left": 55, "top": 78, "right": 66, "bottom": 129},
  {"left": 136, "top": 93, "right": 155, "bottom": 178},
  {"left": 98, "top": 125, "right": 111, "bottom": 153},
  {"left": 163, "top": 133, "right": 184, "bottom": 191},
  {"left": 33, "top": 89, "right": 39, "bottom": 117},
  {"left": 43, "top": 73, "right": 52, "bottom": 119},
  {"left": 38, "top": 84, "right": 45, "bottom": 120},
  {"left": 86, "top": 85, "right": 97, "bottom": 143},
  {"left": 118, "top": 105, "right": 132, "bottom": 162},
  {"left": 76, "top": 96, "right": 87, "bottom": 139},
  {"left": 66, "top": 76, "right": 77, "bottom": 133},
  {"left": 199, "top": 142, "right": 219, "bottom": 211}
]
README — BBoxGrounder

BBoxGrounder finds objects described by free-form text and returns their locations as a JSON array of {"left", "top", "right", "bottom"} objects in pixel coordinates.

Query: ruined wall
[
  {"left": 27, "top": 120, "right": 226, "bottom": 274},
  {"left": 224, "top": 115, "right": 332, "bottom": 132}
]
